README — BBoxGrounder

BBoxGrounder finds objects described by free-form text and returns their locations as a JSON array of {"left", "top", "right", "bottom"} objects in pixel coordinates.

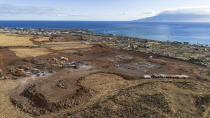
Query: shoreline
[
  {"left": 1, "top": 21, "right": 210, "bottom": 46},
  {"left": 0, "top": 27, "right": 209, "bottom": 45},
  {"left": 0, "top": 27, "right": 210, "bottom": 67}
]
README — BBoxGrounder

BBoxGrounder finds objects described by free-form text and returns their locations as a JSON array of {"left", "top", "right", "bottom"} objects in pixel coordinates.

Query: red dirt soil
[{"left": 0, "top": 34, "right": 208, "bottom": 117}]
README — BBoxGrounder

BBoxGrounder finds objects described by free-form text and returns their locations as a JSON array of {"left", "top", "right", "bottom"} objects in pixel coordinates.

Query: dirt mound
[
  {"left": 10, "top": 67, "right": 101, "bottom": 116},
  {"left": 66, "top": 80, "right": 210, "bottom": 118}
]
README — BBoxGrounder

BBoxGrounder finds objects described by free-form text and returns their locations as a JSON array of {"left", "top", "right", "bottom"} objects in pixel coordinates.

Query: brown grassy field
[
  {"left": 0, "top": 79, "right": 60, "bottom": 118},
  {"left": 0, "top": 33, "right": 34, "bottom": 47},
  {"left": 81, "top": 73, "right": 138, "bottom": 96},
  {"left": 44, "top": 41, "right": 82, "bottom": 45},
  {"left": 0, "top": 80, "right": 32, "bottom": 118},
  {"left": 42, "top": 41, "right": 92, "bottom": 50},
  {"left": 71, "top": 73, "right": 210, "bottom": 118},
  {"left": 9, "top": 48, "right": 52, "bottom": 58},
  {"left": 50, "top": 45, "right": 92, "bottom": 51},
  {"left": 34, "top": 37, "right": 50, "bottom": 42}
]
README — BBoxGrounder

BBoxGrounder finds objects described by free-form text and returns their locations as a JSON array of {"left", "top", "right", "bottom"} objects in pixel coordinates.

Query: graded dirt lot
[
  {"left": 0, "top": 33, "right": 33, "bottom": 47},
  {"left": 42, "top": 41, "right": 92, "bottom": 51},
  {"left": 34, "top": 37, "right": 50, "bottom": 42},
  {"left": 9, "top": 48, "right": 52, "bottom": 58},
  {"left": 0, "top": 34, "right": 209, "bottom": 118}
]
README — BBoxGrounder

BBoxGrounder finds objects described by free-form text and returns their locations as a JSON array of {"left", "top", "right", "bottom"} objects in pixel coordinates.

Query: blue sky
[{"left": 0, "top": 0, "right": 210, "bottom": 21}]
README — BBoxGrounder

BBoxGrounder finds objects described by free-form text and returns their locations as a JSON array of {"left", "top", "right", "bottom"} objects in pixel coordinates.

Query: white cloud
[
  {"left": 143, "top": 11, "right": 156, "bottom": 15},
  {"left": 136, "top": 10, "right": 157, "bottom": 19},
  {"left": 121, "top": 11, "right": 128, "bottom": 16},
  {"left": 137, "top": 6, "right": 210, "bottom": 22},
  {"left": 0, "top": 4, "right": 75, "bottom": 16},
  {"left": 161, "top": 6, "right": 210, "bottom": 15}
]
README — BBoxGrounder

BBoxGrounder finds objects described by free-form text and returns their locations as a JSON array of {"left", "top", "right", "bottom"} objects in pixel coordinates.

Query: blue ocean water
[{"left": 0, "top": 21, "right": 210, "bottom": 45}]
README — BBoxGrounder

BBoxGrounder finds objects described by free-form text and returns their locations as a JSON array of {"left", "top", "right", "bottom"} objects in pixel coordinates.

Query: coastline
[
  {"left": 0, "top": 27, "right": 209, "bottom": 67},
  {"left": 0, "top": 21, "right": 210, "bottom": 45},
  {"left": 0, "top": 27, "right": 209, "bottom": 117}
]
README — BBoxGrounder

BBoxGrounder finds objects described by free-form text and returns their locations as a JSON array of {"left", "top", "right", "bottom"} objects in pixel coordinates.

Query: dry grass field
[
  {"left": 43, "top": 41, "right": 92, "bottom": 50},
  {"left": 81, "top": 73, "right": 135, "bottom": 94},
  {"left": 0, "top": 80, "right": 32, "bottom": 118},
  {"left": 44, "top": 41, "right": 82, "bottom": 45},
  {"left": 50, "top": 45, "right": 92, "bottom": 51},
  {"left": 0, "top": 79, "right": 57, "bottom": 118},
  {"left": 0, "top": 33, "right": 34, "bottom": 47},
  {"left": 9, "top": 48, "right": 52, "bottom": 58},
  {"left": 50, "top": 43, "right": 92, "bottom": 51},
  {"left": 71, "top": 74, "right": 210, "bottom": 118},
  {"left": 34, "top": 37, "right": 50, "bottom": 42}
]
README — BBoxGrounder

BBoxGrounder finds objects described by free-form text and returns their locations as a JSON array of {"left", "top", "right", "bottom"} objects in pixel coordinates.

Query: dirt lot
[
  {"left": 0, "top": 34, "right": 209, "bottom": 118},
  {"left": 9, "top": 48, "right": 52, "bottom": 58},
  {"left": 0, "top": 33, "right": 33, "bottom": 47}
]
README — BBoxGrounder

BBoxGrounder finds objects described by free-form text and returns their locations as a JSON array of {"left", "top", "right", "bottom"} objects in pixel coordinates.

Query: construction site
[{"left": 0, "top": 33, "right": 209, "bottom": 118}]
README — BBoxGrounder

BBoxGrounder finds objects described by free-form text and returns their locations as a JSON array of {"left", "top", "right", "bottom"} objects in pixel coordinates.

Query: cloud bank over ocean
[
  {"left": 0, "top": 3, "right": 210, "bottom": 21},
  {"left": 0, "top": 4, "right": 65, "bottom": 15},
  {"left": 162, "top": 7, "right": 210, "bottom": 15},
  {"left": 136, "top": 7, "right": 210, "bottom": 22},
  {"left": 0, "top": 4, "right": 82, "bottom": 20}
]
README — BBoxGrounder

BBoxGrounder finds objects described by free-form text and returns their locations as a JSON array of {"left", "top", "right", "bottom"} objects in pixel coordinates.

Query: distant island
[{"left": 135, "top": 9, "right": 210, "bottom": 22}]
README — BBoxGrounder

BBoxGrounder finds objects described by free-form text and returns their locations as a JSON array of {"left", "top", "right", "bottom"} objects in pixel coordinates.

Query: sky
[{"left": 0, "top": 0, "right": 210, "bottom": 21}]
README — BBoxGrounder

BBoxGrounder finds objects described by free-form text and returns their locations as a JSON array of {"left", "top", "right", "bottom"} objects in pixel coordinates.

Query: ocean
[{"left": 0, "top": 21, "right": 210, "bottom": 45}]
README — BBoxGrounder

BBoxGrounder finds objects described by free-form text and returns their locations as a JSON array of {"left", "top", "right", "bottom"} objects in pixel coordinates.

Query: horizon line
[{"left": 0, "top": 20, "right": 210, "bottom": 23}]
